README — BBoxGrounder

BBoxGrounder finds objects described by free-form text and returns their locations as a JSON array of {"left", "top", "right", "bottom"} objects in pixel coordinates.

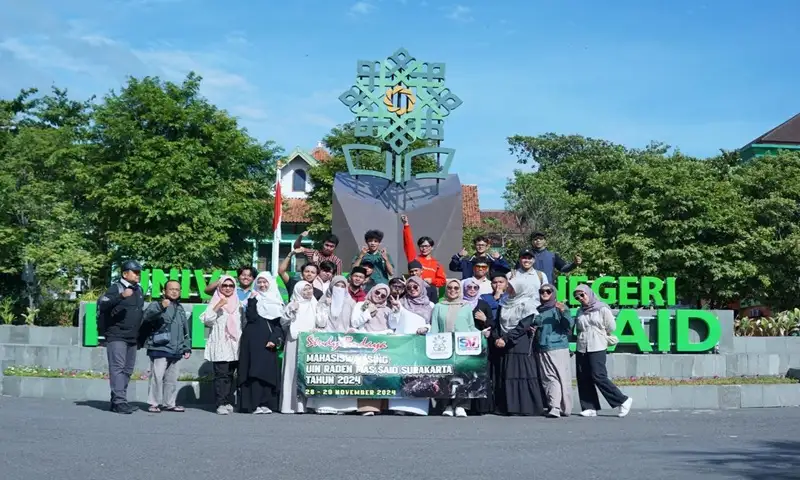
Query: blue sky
[{"left": 2, "top": 0, "right": 799, "bottom": 209}]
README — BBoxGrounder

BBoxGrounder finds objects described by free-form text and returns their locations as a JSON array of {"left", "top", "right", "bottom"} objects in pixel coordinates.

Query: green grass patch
[
  {"left": 2, "top": 365, "right": 210, "bottom": 382},
  {"left": 3, "top": 365, "right": 797, "bottom": 386},
  {"left": 585, "top": 375, "right": 798, "bottom": 386}
]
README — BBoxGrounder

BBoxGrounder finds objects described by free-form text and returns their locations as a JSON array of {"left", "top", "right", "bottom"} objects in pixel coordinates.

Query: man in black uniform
[{"left": 98, "top": 260, "right": 145, "bottom": 414}]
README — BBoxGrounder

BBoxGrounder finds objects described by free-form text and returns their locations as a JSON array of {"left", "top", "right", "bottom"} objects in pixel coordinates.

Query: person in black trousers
[
  {"left": 98, "top": 260, "right": 145, "bottom": 414},
  {"left": 573, "top": 284, "right": 632, "bottom": 418}
]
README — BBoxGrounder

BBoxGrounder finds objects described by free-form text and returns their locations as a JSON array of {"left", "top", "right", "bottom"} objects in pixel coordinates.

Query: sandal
[
  {"left": 164, "top": 406, "right": 185, "bottom": 412},
  {"left": 148, "top": 405, "right": 161, "bottom": 413}
]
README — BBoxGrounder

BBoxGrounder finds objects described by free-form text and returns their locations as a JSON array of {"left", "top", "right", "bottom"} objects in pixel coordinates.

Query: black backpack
[{"left": 96, "top": 282, "right": 124, "bottom": 338}]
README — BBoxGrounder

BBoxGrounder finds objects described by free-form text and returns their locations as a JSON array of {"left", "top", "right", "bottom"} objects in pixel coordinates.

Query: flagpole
[{"left": 271, "top": 164, "right": 281, "bottom": 277}]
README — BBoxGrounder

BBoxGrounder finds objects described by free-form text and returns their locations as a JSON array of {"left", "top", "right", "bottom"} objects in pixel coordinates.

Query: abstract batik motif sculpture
[
  {"left": 332, "top": 48, "right": 465, "bottom": 271},
  {"left": 338, "top": 48, "right": 463, "bottom": 183}
]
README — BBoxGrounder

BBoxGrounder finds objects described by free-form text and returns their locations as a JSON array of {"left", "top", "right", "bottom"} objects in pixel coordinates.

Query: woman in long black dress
[
  {"left": 492, "top": 276, "right": 545, "bottom": 416},
  {"left": 471, "top": 270, "right": 509, "bottom": 415},
  {"left": 239, "top": 272, "right": 285, "bottom": 414}
]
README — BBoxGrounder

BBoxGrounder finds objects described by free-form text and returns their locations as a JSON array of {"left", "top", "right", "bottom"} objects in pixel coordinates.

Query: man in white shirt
[{"left": 508, "top": 249, "right": 549, "bottom": 309}]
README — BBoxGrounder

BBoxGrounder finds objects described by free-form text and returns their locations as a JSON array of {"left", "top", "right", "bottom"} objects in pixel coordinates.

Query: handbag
[{"left": 152, "top": 329, "right": 171, "bottom": 346}]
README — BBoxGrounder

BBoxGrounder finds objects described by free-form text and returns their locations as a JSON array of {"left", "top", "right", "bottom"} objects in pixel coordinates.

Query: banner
[{"left": 296, "top": 332, "right": 488, "bottom": 399}]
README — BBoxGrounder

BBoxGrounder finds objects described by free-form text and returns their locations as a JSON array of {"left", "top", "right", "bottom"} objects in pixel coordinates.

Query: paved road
[{"left": 1, "top": 396, "right": 799, "bottom": 480}]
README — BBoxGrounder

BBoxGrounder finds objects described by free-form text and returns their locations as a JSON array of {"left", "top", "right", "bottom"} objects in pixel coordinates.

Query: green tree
[
  {"left": 733, "top": 151, "right": 800, "bottom": 309},
  {"left": 504, "top": 133, "right": 756, "bottom": 306},
  {"left": 305, "top": 123, "right": 438, "bottom": 237},
  {"left": 83, "top": 73, "right": 280, "bottom": 270},
  {"left": 0, "top": 87, "right": 101, "bottom": 306}
]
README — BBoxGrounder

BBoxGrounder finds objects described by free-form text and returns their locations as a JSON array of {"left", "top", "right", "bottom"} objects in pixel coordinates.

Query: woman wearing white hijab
[
  {"left": 492, "top": 277, "right": 545, "bottom": 416},
  {"left": 201, "top": 274, "right": 242, "bottom": 415},
  {"left": 308, "top": 276, "right": 359, "bottom": 415},
  {"left": 387, "top": 275, "right": 434, "bottom": 416},
  {"left": 351, "top": 284, "right": 394, "bottom": 415},
  {"left": 279, "top": 280, "right": 318, "bottom": 414},
  {"left": 239, "top": 272, "right": 284, "bottom": 414}
]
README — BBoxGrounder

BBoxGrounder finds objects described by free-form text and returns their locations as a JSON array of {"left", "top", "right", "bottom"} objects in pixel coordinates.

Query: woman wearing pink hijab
[{"left": 201, "top": 275, "right": 243, "bottom": 415}]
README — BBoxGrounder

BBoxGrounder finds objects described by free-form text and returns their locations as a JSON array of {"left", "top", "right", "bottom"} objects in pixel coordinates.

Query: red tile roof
[
  {"left": 479, "top": 209, "right": 524, "bottom": 233},
  {"left": 283, "top": 198, "right": 311, "bottom": 223},
  {"left": 280, "top": 184, "right": 483, "bottom": 226},
  {"left": 461, "top": 184, "right": 481, "bottom": 227},
  {"left": 310, "top": 142, "right": 331, "bottom": 162}
]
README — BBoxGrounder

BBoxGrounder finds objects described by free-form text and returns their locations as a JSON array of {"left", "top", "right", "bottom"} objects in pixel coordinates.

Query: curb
[{"left": 2, "top": 377, "right": 799, "bottom": 410}]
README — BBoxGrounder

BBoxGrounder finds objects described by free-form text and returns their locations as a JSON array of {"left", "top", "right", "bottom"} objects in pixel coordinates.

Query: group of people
[{"left": 97, "top": 219, "right": 632, "bottom": 419}]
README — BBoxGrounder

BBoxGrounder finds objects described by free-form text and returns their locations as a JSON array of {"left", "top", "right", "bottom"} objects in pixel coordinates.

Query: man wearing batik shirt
[{"left": 293, "top": 231, "right": 343, "bottom": 275}]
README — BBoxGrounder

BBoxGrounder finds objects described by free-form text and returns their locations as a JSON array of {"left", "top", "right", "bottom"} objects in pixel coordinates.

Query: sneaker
[
  {"left": 454, "top": 407, "right": 467, "bottom": 418},
  {"left": 618, "top": 397, "right": 633, "bottom": 418},
  {"left": 442, "top": 407, "right": 454, "bottom": 417},
  {"left": 253, "top": 407, "right": 264, "bottom": 414},
  {"left": 225, "top": 404, "right": 235, "bottom": 413},
  {"left": 546, "top": 408, "right": 561, "bottom": 418},
  {"left": 361, "top": 411, "right": 375, "bottom": 416},
  {"left": 216, "top": 405, "right": 230, "bottom": 415},
  {"left": 260, "top": 407, "right": 273, "bottom": 414},
  {"left": 111, "top": 403, "right": 135, "bottom": 415},
  {"left": 579, "top": 409, "right": 597, "bottom": 417}
]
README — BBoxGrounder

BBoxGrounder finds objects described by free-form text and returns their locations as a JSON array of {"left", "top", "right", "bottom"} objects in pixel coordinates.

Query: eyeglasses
[
  {"left": 574, "top": 292, "right": 587, "bottom": 299},
  {"left": 221, "top": 284, "right": 235, "bottom": 289},
  {"left": 407, "top": 284, "right": 420, "bottom": 291},
  {"left": 374, "top": 291, "right": 387, "bottom": 298},
  {"left": 446, "top": 286, "right": 460, "bottom": 291},
  {"left": 539, "top": 289, "right": 553, "bottom": 294},
  {"left": 466, "top": 285, "right": 480, "bottom": 291},
  {"left": 474, "top": 265, "right": 489, "bottom": 270},
  {"left": 419, "top": 244, "right": 432, "bottom": 249}
]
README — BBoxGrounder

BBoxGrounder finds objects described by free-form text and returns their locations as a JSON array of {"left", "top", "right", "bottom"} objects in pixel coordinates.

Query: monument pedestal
[{"left": 331, "top": 173, "right": 464, "bottom": 275}]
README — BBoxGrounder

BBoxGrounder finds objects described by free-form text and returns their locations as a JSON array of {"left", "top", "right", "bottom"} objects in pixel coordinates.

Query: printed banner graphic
[{"left": 296, "top": 332, "right": 488, "bottom": 399}]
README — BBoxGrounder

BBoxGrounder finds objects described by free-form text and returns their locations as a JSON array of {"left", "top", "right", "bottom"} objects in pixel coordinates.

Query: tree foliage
[
  {"left": 0, "top": 74, "right": 279, "bottom": 310},
  {"left": 305, "top": 123, "right": 438, "bottom": 237},
  {"left": 84, "top": 73, "right": 280, "bottom": 268},
  {"left": 505, "top": 134, "right": 800, "bottom": 309}
]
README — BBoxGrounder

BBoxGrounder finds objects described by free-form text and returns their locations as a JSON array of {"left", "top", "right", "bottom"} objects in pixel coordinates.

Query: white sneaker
[
  {"left": 442, "top": 406, "right": 454, "bottom": 417},
  {"left": 546, "top": 408, "right": 561, "bottom": 418},
  {"left": 454, "top": 407, "right": 467, "bottom": 417},
  {"left": 579, "top": 409, "right": 597, "bottom": 417},
  {"left": 225, "top": 404, "right": 234, "bottom": 413},
  {"left": 216, "top": 405, "right": 229, "bottom": 415},
  {"left": 618, "top": 397, "right": 633, "bottom": 418}
]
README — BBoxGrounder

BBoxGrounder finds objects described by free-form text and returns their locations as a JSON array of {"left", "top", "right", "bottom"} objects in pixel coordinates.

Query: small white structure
[{"left": 280, "top": 146, "right": 320, "bottom": 199}]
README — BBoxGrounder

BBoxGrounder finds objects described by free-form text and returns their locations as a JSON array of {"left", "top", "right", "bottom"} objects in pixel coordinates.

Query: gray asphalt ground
[{"left": 1, "top": 396, "right": 799, "bottom": 480}]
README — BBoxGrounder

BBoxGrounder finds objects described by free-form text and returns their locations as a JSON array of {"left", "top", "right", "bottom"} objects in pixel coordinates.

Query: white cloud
[
  {"left": 230, "top": 105, "right": 269, "bottom": 121},
  {"left": 349, "top": 2, "right": 374, "bottom": 15},
  {"left": 131, "top": 48, "right": 254, "bottom": 94},
  {"left": 447, "top": 5, "right": 473, "bottom": 22},
  {"left": 225, "top": 31, "right": 251, "bottom": 47},
  {"left": 0, "top": 37, "right": 107, "bottom": 75}
]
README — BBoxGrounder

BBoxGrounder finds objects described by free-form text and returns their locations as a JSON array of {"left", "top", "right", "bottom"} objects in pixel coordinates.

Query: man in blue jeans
[{"left": 98, "top": 260, "right": 145, "bottom": 414}]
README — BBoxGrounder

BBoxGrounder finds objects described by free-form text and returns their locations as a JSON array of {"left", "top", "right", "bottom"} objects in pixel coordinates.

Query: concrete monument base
[{"left": 331, "top": 173, "right": 463, "bottom": 274}]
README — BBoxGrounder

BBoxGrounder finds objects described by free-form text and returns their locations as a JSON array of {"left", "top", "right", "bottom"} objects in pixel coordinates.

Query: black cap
[
  {"left": 519, "top": 249, "right": 535, "bottom": 258},
  {"left": 408, "top": 259, "right": 423, "bottom": 270},
  {"left": 351, "top": 266, "right": 367, "bottom": 276},
  {"left": 489, "top": 265, "right": 511, "bottom": 279},
  {"left": 361, "top": 260, "right": 375, "bottom": 269},
  {"left": 121, "top": 260, "right": 142, "bottom": 272}
]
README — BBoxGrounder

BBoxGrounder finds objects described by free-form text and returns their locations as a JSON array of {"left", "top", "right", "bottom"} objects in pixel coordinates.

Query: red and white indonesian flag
[{"left": 273, "top": 179, "right": 282, "bottom": 233}]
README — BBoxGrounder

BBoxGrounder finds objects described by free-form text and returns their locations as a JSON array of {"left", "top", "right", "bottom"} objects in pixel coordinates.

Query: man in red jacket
[{"left": 400, "top": 214, "right": 446, "bottom": 289}]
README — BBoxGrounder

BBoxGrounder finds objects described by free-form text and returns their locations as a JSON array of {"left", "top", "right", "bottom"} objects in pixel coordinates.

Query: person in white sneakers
[{"left": 573, "top": 284, "right": 633, "bottom": 418}]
